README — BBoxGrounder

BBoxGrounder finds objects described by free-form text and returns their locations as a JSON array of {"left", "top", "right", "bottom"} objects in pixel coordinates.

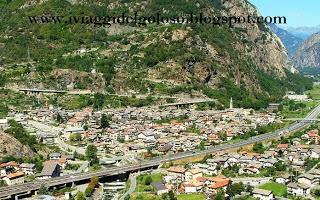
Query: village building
[
  {"left": 3, "top": 172, "right": 25, "bottom": 185},
  {"left": 252, "top": 188, "right": 273, "bottom": 200}
]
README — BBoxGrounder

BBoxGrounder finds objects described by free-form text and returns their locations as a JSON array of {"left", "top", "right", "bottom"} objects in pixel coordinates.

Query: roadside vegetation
[
  {"left": 307, "top": 85, "right": 320, "bottom": 100},
  {"left": 280, "top": 99, "right": 318, "bottom": 118}
]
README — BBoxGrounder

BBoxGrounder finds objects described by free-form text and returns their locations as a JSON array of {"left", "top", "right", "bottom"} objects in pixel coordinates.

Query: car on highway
[{"left": 278, "top": 131, "right": 284, "bottom": 136}]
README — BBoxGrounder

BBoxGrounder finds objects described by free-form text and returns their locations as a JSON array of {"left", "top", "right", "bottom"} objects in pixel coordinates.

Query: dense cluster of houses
[
  {"left": 158, "top": 140, "right": 320, "bottom": 199},
  {"left": 0, "top": 153, "right": 74, "bottom": 186},
  {"left": 0, "top": 104, "right": 278, "bottom": 163},
  {"left": 150, "top": 166, "right": 230, "bottom": 196},
  {"left": 276, "top": 168, "right": 320, "bottom": 197},
  {"left": 2, "top": 105, "right": 277, "bottom": 158}
]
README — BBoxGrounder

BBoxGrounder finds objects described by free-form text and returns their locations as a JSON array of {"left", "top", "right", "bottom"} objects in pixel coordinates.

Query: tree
[
  {"left": 274, "top": 161, "right": 287, "bottom": 171},
  {"left": 100, "top": 114, "right": 110, "bottom": 128},
  {"left": 0, "top": 180, "right": 6, "bottom": 187},
  {"left": 212, "top": 189, "right": 225, "bottom": 200},
  {"left": 117, "top": 136, "right": 125, "bottom": 143},
  {"left": 5, "top": 120, "right": 37, "bottom": 151},
  {"left": 218, "top": 132, "right": 227, "bottom": 141},
  {"left": 84, "top": 186, "right": 93, "bottom": 197},
  {"left": 0, "top": 74, "right": 6, "bottom": 87},
  {"left": 312, "top": 188, "right": 320, "bottom": 198},
  {"left": 75, "top": 192, "right": 86, "bottom": 200},
  {"left": 69, "top": 133, "right": 82, "bottom": 142},
  {"left": 85, "top": 145, "right": 98, "bottom": 164},
  {"left": 56, "top": 113, "right": 64, "bottom": 123},
  {"left": 226, "top": 182, "right": 245, "bottom": 197},
  {"left": 246, "top": 184, "right": 253, "bottom": 193},
  {"left": 197, "top": 140, "right": 206, "bottom": 151},
  {"left": 124, "top": 195, "right": 130, "bottom": 200},
  {"left": 252, "top": 142, "right": 265, "bottom": 154},
  {"left": 144, "top": 176, "right": 152, "bottom": 185},
  {"left": 162, "top": 191, "right": 177, "bottom": 200},
  {"left": 38, "top": 185, "right": 48, "bottom": 195},
  {"left": 83, "top": 124, "right": 88, "bottom": 131},
  {"left": 88, "top": 176, "right": 99, "bottom": 189},
  {"left": 278, "top": 104, "right": 283, "bottom": 111},
  {"left": 93, "top": 93, "right": 105, "bottom": 109}
]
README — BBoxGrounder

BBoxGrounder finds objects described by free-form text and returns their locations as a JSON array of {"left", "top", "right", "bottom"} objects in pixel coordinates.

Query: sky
[{"left": 250, "top": 0, "right": 320, "bottom": 27}]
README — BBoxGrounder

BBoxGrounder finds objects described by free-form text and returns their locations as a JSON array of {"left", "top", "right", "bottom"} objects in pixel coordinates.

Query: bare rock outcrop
[{"left": 0, "top": 132, "right": 35, "bottom": 159}]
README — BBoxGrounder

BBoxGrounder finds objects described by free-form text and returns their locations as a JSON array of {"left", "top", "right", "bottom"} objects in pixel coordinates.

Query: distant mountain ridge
[
  {"left": 282, "top": 25, "right": 320, "bottom": 39},
  {"left": 293, "top": 32, "right": 320, "bottom": 68},
  {"left": 270, "top": 24, "right": 304, "bottom": 58}
]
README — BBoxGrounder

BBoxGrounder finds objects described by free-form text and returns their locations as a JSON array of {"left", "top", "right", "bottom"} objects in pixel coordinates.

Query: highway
[{"left": 1, "top": 104, "right": 320, "bottom": 199}]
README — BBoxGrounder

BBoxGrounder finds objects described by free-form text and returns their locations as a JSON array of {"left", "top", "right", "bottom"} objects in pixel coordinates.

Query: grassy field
[
  {"left": 280, "top": 85, "right": 320, "bottom": 118},
  {"left": 149, "top": 173, "right": 164, "bottom": 182},
  {"left": 307, "top": 85, "right": 320, "bottom": 100},
  {"left": 258, "top": 182, "right": 287, "bottom": 196},
  {"left": 177, "top": 193, "right": 206, "bottom": 200},
  {"left": 130, "top": 193, "right": 161, "bottom": 200},
  {"left": 135, "top": 173, "right": 164, "bottom": 192},
  {"left": 281, "top": 100, "right": 318, "bottom": 118}
]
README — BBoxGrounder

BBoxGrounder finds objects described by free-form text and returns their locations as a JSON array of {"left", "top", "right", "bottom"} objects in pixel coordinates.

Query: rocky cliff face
[
  {"left": 294, "top": 32, "right": 320, "bottom": 68},
  {"left": 0, "top": 132, "right": 35, "bottom": 159},
  {"left": 103, "top": 0, "right": 293, "bottom": 94},
  {"left": 270, "top": 24, "right": 304, "bottom": 58},
  {"left": 220, "top": 0, "right": 292, "bottom": 75}
]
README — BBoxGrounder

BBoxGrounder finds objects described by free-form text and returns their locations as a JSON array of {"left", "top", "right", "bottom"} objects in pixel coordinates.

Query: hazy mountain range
[
  {"left": 282, "top": 25, "right": 320, "bottom": 39},
  {"left": 270, "top": 24, "right": 304, "bottom": 58},
  {"left": 270, "top": 24, "right": 320, "bottom": 69}
]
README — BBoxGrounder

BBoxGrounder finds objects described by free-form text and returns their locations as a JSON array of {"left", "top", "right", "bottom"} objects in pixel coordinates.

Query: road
[
  {"left": 119, "top": 174, "right": 137, "bottom": 200},
  {"left": 27, "top": 120, "right": 86, "bottom": 155},
  {"left": 1, "top": 104, "right": 320, "bottom": 199}
]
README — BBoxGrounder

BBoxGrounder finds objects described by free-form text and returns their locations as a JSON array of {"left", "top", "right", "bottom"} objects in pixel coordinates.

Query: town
[
  {"left": 1, "top": 0, "right": 320, "bottom": 199},
  {"left": 1, "top": 90, "right": 320, "bottom": 200}
]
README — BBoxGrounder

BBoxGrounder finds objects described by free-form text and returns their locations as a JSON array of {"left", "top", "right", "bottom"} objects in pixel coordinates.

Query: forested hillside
[{"left": 0, "top": 0, "right": 312, "bottom": 110}]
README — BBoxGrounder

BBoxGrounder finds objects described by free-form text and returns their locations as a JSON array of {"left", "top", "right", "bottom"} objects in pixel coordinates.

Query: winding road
[{"left": 119, "top": 174, "right": 137, "bottom": 200}]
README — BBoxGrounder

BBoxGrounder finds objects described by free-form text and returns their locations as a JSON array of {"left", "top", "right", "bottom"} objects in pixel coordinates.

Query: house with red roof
[
  {"left": 307, "top": 130, "right": 319, "bottom": 143},
  {"left": 3, "top": 171, "right": 25, "bottom": 185},
  {"left": 206, "top": 176, "right": 230, "bottom": 194},
  {"left": 0, "top": 161, "right": 19, "bottom": 178},
  {"left": 277, "top": 144, "right": 289, "bottom": 149}
]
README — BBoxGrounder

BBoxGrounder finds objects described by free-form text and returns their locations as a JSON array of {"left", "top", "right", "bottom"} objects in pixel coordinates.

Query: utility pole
[{"left": 27, "top": 46, "right": 30, "bottom": 61}]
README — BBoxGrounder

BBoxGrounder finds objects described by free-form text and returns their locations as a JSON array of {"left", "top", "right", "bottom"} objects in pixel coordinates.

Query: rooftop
[{"left": 253, "top": 188, "right": 272, "bottom": 196}]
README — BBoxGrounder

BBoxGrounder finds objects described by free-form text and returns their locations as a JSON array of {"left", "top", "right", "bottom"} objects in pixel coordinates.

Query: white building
[
  {"left": 252, "top": 188, "right": 273, "bottom": 200},
  {"left": 20, "top": 163, "right": 36, "bottom": 175},
  {"left": 285, "top": 94, "right": 309, "bottom": 101},
  {"left": 287, "top": 182, "right": 310, "bottom": 197},
  {"left": 310, "top": 148, "right": 320, "bottom": 159},
  {"left": 275, "top": 174, "right": 291, "bottom": 184},
  {"left": 3, "top": 172, "right": 25, "bottom": 185},
  {"left": 297, "top": 173, "right": 318, "bottom": 186},
  {"left": 185, "top": 169, "right": 202, "bottom": 182},
  {"left": 0, "top": 119, "right": 8, "bottom": 130}
]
